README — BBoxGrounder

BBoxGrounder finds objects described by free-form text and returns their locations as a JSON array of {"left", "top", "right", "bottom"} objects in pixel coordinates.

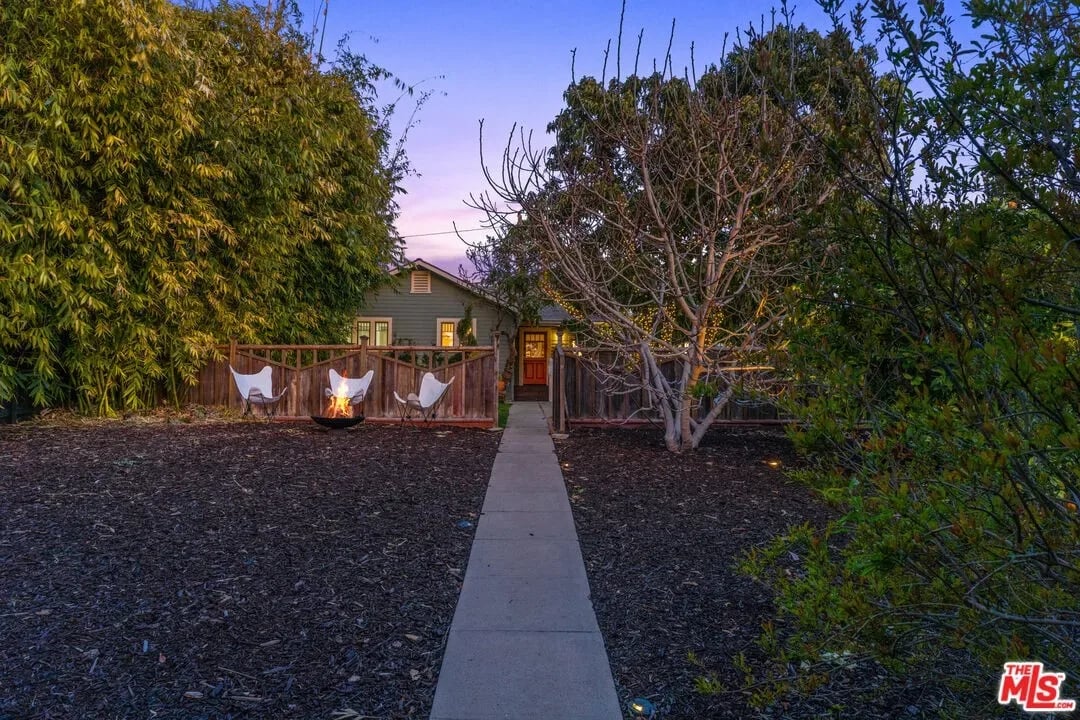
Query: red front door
[{"left": 523, "top": 331, "right": 547, "bottom": 385}]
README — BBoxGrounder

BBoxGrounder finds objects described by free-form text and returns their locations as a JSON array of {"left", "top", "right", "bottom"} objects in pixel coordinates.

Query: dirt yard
[
  {"left": 556, "top": 425, "right": 834, "bottom": 719},
  {"left": 0, "top": 420, "right": 500, "bottom": 720}
]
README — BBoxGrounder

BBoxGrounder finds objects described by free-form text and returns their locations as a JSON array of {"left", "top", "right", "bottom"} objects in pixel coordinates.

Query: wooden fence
[
  {"left": 187, "top": 339, "right": 499, "bottom": 425},
  {"left": 550, "top": 347, "right": 790, "bottom": 431}
]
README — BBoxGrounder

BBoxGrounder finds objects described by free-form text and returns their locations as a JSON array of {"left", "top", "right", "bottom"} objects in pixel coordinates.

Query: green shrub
[
  {"left": 0, "top": 0, "right": 401, "bottom": 413},
  {"left": 737, "top": 1, "right": 1079, "bottom": 714}
]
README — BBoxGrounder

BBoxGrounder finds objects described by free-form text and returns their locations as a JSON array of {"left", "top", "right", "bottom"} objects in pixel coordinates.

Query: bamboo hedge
[{"left": 0, "top": 0, "right": 402, "bottom": 413}]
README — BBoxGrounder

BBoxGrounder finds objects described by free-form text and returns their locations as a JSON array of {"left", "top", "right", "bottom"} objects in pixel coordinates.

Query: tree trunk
[
  {"left": 678, "top": 398, "right": 694, "bottom": 452},
  {"left": 690, "top": 386, "right": 734, "bottom": 448},
  {"left": 663, "top": 420, "right": 681, "bottom": 452}
]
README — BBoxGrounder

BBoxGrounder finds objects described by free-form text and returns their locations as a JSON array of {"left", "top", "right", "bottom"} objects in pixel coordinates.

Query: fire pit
[
  {"left": 313, "top": 373, "right": 366, "bottom": 430},
  {"left": 311, "top": 414, "right": 365, "bottom": 430}
]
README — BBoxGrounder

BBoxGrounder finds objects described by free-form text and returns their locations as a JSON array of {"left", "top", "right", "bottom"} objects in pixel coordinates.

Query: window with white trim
[
  {"left": 436, "top": 317, "right": 477, "bottom": 347},
  {"left": 410, "top": 271, "right": 431, "bottom": 293},
  {"left": 354, "top": 317, "right": 392, "bottom": 346}
]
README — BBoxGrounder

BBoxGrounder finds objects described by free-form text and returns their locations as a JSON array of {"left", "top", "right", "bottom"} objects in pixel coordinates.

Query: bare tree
[
  {"left": 474, "top": 40, "right": 826, "bottom": 451},
  {"left": 459, "top": 220, "right": 548, "bottom": 390}
]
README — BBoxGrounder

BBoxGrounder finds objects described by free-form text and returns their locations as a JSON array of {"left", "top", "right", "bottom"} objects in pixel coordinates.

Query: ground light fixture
[
  {"left": 629, "top": 697, "right": 657, "bottom": 717},
  {"left": 763, "top": 458, "right": 783, "bottom": 469}
]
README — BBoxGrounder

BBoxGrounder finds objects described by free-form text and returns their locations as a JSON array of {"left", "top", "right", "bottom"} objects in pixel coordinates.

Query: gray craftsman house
[{"left": 355, "top": 259, "right": 570, "bottom": 401}]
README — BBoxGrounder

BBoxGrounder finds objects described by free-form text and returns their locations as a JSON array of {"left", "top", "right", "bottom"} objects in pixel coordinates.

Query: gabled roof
[
  {"left": 537, "top": 304, "right": 572, "bottom": 325},
  {"left": 388, "top": 258, "right": 515, "bottom": 313}
]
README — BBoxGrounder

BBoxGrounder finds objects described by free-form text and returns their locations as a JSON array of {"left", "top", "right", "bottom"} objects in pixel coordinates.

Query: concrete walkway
[{"left": 430, "top": 402, "right": 622, "bottom": 720}]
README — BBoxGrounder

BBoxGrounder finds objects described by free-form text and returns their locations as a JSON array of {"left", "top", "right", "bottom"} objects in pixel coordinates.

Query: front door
[{"left": 523, "top": 331, "right": 547, "bottom": 385}]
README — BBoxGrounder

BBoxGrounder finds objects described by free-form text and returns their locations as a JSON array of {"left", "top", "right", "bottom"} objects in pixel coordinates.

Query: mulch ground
[
  {"left": 0, "top": 419, "right": 500, "bottom": 720},
  {"left": 556, "top": 425, "right": 834, "bottom": 720}
]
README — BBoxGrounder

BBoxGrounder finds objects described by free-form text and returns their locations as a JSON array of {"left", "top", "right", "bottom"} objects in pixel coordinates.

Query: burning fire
[{"left": 327, "top": 377, "right": 352, "bottom": 418}]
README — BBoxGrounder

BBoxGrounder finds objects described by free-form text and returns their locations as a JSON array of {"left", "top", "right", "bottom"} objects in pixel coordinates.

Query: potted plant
[{"left": 497, "top": 356, "right": 513, "bottom": 398}]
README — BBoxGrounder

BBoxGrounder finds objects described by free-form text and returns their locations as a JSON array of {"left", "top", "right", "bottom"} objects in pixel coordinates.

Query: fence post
[
  {"left": 491, "top": 331, "right": 500, "bottom": 429},
  {"left": 359, "top": 334, "right": 369, "bottom": 367},
  {"left": 359, "top": 335, "right": 369, "bottom": 416},
  {"left": 555, "top": 335, "right": 566, "bottom": 434},
  {"left": 227, "top": 339, "right": 237, "bottom": 410},
  {"left": 292, "top": 347, "right": 302, "bottom": 418}
]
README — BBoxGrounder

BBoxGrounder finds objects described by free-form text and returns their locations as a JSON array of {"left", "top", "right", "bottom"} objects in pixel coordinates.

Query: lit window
[
  {"left": 524, "top": 332, "right": 547, "bottom": 358},
  {"left": 373, "top": 322, "right": 389, "bottom": 346},
  {"left": 436, "top": 318, "right": 478, "bottom": 347},
  {"left": 355, "top": 317, "right": 391, "bottom": 346},
  {"left": 439, "top": 321, "right": 456, "bottom": 347}
]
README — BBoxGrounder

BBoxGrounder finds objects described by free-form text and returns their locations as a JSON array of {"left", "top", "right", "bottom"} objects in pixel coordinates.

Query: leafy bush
[
  {"left": 741, "top": 1, "right": 1079, "bottom": 714},
  {"left": 0, "top": 0, "right": 401, "bottom": 413}
]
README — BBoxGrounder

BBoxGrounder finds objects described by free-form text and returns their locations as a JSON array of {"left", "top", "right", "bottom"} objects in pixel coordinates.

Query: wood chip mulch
[
  {"left": 556, "top": 425, "right": 834, "bottom": 720},
  {"left": 0, "top": 421, "right": 500, "bottom": 720}
]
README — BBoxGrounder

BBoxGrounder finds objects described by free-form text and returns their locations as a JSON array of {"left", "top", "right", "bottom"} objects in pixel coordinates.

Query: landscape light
[
  {"left": 629, "top": 697, "right": 656, "bottom": 717},
  {"left": 764, "top": 458, "right": 783, "bottom": 469}
]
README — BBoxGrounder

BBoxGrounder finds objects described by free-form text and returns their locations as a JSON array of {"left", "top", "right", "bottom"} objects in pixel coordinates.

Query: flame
[{"left": 326, "top": 377, "right": 352, "bottom": 418}]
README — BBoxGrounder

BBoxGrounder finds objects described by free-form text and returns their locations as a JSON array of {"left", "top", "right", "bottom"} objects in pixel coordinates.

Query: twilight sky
[{"left": 308, "top": 1, "right": 835, "bottom": 270}]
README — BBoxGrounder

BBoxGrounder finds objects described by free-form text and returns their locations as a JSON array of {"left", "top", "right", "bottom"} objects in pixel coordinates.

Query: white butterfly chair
[
  {"left": 229, "top": 365, "right": 288, "bottom": 418},
  {"left": 325, "top": 368, "right": 374, "bottom": 407},
  {"left": 393, "top": 372, "right": 455, "bottom": 423}
]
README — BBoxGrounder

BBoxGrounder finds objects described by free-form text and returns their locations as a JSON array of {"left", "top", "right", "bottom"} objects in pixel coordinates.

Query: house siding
[{"left": 361, "top": 272, "right": 514, "bottom": 369}]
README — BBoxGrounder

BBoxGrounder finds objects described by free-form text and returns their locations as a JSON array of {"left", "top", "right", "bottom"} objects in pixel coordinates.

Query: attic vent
[{"left": 411, "top": 270, "right": 431, "bottom": 294}]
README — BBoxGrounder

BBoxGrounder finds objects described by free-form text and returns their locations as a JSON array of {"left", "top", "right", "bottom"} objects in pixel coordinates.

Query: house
[
  {"left": 356, "top": 259, "right": 570, "bottom": 401},
  {"left": 516, "top": 303, "right": 573, "bottom": 401}
]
